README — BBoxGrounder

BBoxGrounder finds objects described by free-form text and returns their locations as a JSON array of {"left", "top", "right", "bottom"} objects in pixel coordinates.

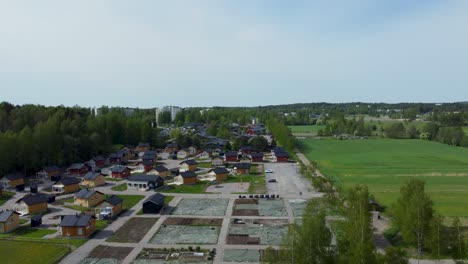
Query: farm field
[
  {"left": 288, "top": 125, "right": 324, "bottom": 134},
  {"left": 0, "top": 240, "right": 70, "bottom": 264},
  {"left": 299, "top": 138, "right": 468, "bottom": 216}
]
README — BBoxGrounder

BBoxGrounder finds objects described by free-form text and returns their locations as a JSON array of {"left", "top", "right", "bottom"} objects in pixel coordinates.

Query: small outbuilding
[
  {"left": 0, "top": 210, "right": 20, "bottom": 233},
  {"left": 142, "top": 193, "right": 166, "bottom": 214}
]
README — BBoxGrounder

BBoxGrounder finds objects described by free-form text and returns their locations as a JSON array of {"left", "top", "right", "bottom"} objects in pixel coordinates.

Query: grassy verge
[
  {"left": 0, "top": 191, "right": 15, "bottom": 206},
  {"left": 223, "top": 175, "right": 266, "bottom": 194},
  {"left": 118, "top": 194, "right": 145, "bottom": 209},
  {"left": 111, "top": 183, "right": 127, "bottom": 191},
  {"left": 105, "top": 177, "right": 124, "bottom": 182},
  {"left": 197, "top": 162, "right": 212, "bottom": 169},
  {"left": 0, "top": 226, "right": 57, "bottom": 239},
  {"left": 162, "top": 182, "right": 210, "bottom": 194}
]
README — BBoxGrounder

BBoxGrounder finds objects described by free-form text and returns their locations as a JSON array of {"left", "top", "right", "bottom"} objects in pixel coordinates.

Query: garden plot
[
  {"left": 107, "top": 217, "right": 159, "bottom": 243},
  {"left": 132, "top": 248, "right": 213, "bottom": 264},
  {"left": 227, "top": 219, "right": 289, "bottom": 245},
  {"left": 171, "top": 198, "right": 229, "bottom": 216},
  {"left": 80, "top": 245, "right": 134, "bottom": 264},
  {"left": 150, "top": 218, "right": 222, "bottom": 245},
  {"left": 232, "top": 199, "right": 287, "bottom": 217},
  {"left": 288, "top": 199, "right": 308, "bottom": 217},
  {"left": 223, "top": 249, "right": 260, "bottom": 263}
]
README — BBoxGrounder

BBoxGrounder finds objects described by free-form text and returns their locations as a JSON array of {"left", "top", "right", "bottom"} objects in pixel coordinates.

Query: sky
[{"left": 1, "top": 0, "right": 467, "bottom": 108}]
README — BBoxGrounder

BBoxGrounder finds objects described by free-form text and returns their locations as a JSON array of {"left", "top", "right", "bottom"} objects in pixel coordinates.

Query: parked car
[
  {"left": 268, "top": 179, "right": 277, "bottom": 183},
  {"left": 265, "top": 169, "right": 274, "bottom": 173}
]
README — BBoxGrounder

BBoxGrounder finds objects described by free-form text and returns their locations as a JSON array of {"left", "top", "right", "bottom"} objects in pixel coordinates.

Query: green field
[
  {"left": 299, "top": 138, "right": 468, "bottom": 216},
  {"left": 0, "top": 240, "right": 70, "bottom": 264},
  {"left": 463, "top": 126, "right": 468, "bottom": 135},
  {"left": 289, "top": 125, "right": 325, "bottom": 134}
]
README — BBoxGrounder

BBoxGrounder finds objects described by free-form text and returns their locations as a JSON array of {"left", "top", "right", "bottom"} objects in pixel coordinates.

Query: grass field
[
  {"left": 111, "top": 183, "right": 127, "bottom": 191},
  {"left": 0, "top": 191, "right": 15, "bottom": 206},
  {"left": 463, "top": 126, "right": 468, "bottom": 135},
  {"left": 299, "top": 138, "right": 468, "bottom": 216},
  {"left": 289, "top": 125, "right": 325, "bottom": 134},
  {"left": 118, "top": 195, "right": 145, "bottom": 209},
  {"left": 0, "top": 226, "right": 56, "bottom": 238},
  {"left": 0, "top": 240, "right": 70, "bottom": 264}
]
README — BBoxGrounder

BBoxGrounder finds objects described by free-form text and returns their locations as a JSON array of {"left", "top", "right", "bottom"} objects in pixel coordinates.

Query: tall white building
[{"left": 155, "top": 106, "right": 182, "bottom": 124}]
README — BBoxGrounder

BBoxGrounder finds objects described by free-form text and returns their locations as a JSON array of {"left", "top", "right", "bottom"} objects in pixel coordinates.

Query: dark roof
[
  {"left": 83, "top": 172, "right": 102, "bottom": 180},
  {"left": 225, "top": 151, "right": 238, "bottom": 157},
  {"left": 250, "top": 152, "right": 264, "bottom": 158},
  {"left": 58, "top": 177, "right": 81, "bottom": 186},
  {"left": 139, "top": 160, "right": 154, "bottom": 166},
  {"left": 69, "top": 163, "right": 86, "bottom": 170},
  {"left": 241, "top": 146, "right": 253, "bottom": 151},
  {"left": 92, "top": 156, "right": 106, "bottom": 162},
  {"left": 213, "top": 167, "right": 229, "bottom": 174},
  {"left": 0, "top": 211, "right": 20, "bottom": 222},
  {"left": 275, "top": 152, "right": 289, "bottom": 158},
  {"left": 105, "top": 195, "right": 123, "bottom": 205},
  {"left": 128, "top": 174, "right": 161, "bottom": 182},
  {"left": 4, "top": 172, "right": 25, "bottom": 181},
  {"left": 180, "top": 171, "right": 197, "bottom": 178},
  {"left": 142, "top": 153, "right": 156, "bottom": 160},
  {"left": 180, "top": 159, "right": 198, "bottom": 165},
  {"left": 75, "top": 189, "right": 103, "bottom": 199},
  {"left": 166, "top": 143, "right": 178, "bottom": 148},
  {"left": 111, "top": 165, "right": 129, "bottom": 173},
  {"left": 145, "top": 150, "right": 158, "bottom": 155},
  {"left": 60, "top": 215, "right": 93, "bottom": 227},
  {"left": 233, "top": 163, "right": 252, "bottom": 169},
  {"left": 43, "top": 166, "right": 61, "bottom": 172},
  {"left": 109, "top": 152, "right": 124, "bottom": 159},
  {"left": 144, "top": 193, "right": 165, "bottom": 206},
  {"left": 137, "top": 142, "right": 150, "bottom": 148},
  {"left": 154, "top": 165, "right": 168, "bottom": 172},
  {"left": 19, "top": 194, "right": 48, "bottom": 206}
]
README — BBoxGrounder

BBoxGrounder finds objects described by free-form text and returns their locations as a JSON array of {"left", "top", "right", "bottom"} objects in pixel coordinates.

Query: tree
[
  {"left": 449, "top": 217, "right": 466, "bottom": 261},
  {"left": 249, "top": 136, "right": 269, "bottom": 152},
  {"left": 394, "top": 179, "right": 433, "bottom": 256},
  {"left": 429, "top": 214, "right": 446, "bottom": 259},
  {"left": 379, "top": 246, "right": 408, "bottom": 264},
  {"left": 338, "top": 185, "right": 376, "bottom": 264},
  {"left": 158, "top": 111, "right": 171, "bottom": 125}
]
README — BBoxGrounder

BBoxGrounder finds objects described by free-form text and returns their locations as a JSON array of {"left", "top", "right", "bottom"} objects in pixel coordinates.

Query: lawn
[
  {"left": 162, "top": 182, "right": 210, "bottom": 194},
  {"left": 0, "top": 226, "right": 57, "bottom": 238},
  {"left": 463, "top": 126, "right": 468, "bottom": 135},
  {"left": 118, "top": 194, "right": 145, "bottom": 209},
  {"left": 0, "top": 240, "right": 70, "bottom": 264},
  {"left": 299, "top": 138, "right": 468, "bottom": 216},
  {"left": 289, "top": 125, "right": 325, "bottom": 134},
  {"left": 224, "top": 175, "right": 266, "bottom": 194},
  {"left": 0, "top": 191, "right": 15, "bottom": 206},
  {"left": 105, "top": 177, "right": 124, "bottom": 182},
  {"left": 111, "top": 183, "right": 127, "bottom": 191}
]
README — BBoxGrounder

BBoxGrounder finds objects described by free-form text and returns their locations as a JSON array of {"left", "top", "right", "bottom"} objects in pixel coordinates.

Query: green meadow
[
  {"left": 289, "top": 125, "right": 325, "bottom": 134},
  {"left": 299, "top": 138, "right": 468, "bottom": 216}
]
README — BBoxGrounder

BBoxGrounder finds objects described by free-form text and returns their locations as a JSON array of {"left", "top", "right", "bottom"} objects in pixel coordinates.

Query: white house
[{"left": 177, "top": 150, "right": 188, "bottom": 159}]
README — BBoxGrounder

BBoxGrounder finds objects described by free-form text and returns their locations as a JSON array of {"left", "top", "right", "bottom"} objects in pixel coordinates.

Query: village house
[
  {"left": 225, "top": 151, "right": 239, "bottom": 162},
  {"left": 176, "top": 171, "right": 197, "bottom": 185},
  {"left": 111, "top": 165, "right": 131, "bottom": 179},
  {"left": 36, "top": 166, "right": 61, "bottom": 181},
  {"left": 177, "top": 150, "right": 188, "bottom": 159},
  {"left": 135, "top": 160, "right": 153, "bottom": 173},
  {"left": 142, "top": 152, "right": 156, "bottom": 163},
  {"left": 82, "top": 172, "right": 106, "bottom": 188},
  {"left": 52, "top": 177, "right": 81, "bottom": 194},
  {"left": 274, "top": 152, "right": 289, "bottom": 162},
  {"left": 212, "top": 167, "right": 229, "bottom": 181},
  {"left": 179, "top": 159, "right": 198, "bottom": 172},
  {"left": 127, "top": 174, "right": 164, "bottom": 191},
  {"left": 120, "top": 144, "right": 134, "bottom": 154},
  {"left": 241, "top": 146, "right": 253, "bottom": 155},
  {"left": 95, "top": 195, "right": 123, "bottom": 220},
  {"left": 165, "top": 142, "right": 178, "bottom": 153},
  {"left": 109, "top": 152, "right": 124, "bottom": 164},
  {"left": 142, "top": 193, "right": 166, "bottom": 214},
  {"left": 211, "top": 157, "right": 224, "bottom": 168},
  {"left": 15, "top": 194, "right": 48, "bottom": 215},
  {"left": 187, "top": 146, "right": 197, "bottom": 156},
  {"left": 233, "top": 163, "right": 252, "bottom": 175},
  {"left": 239, "top": 156, "right": 252, "bottom": 163},
  {"left": 198, "top": 150, "right": 211, "bottom": 159},
  {"left": 68, "top": 163, "right": 90, "bottom": 176},
  {"left": 0, "top": 210, "right": 20, "bottom": 233},
  {"left": 250, "top": 152, "right": 264, "bottom": 163},
  {"left": 147, "top": 165, "right": 169, "bottom": 177},
  {"left": 0, "top": 172, "right": 25, "bottom": 189},
  {"left": 74, "top": 189, "right": 105, "bottom": 208},
  {"left": 89, "top": 156, "right": 106, "bottom": 168},
  {"left": 135, "top": 142, "right": 151, "bottom": 153},
  {"left": 60, "top": 214, "right": 96, "bottom": 238}
]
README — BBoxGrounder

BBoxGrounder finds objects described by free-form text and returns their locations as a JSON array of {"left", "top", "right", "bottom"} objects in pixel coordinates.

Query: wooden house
[
  {"left": 179, "top": 159, "right": 198, "bottom": 172},
  {"left": 82, "top": 172, "right": 106, "bottom": 188},
  {"left": 241, "top": 146, "right": 253, "bottom": 155},
  {"left": 36, "top": 166, "right": 61, "bottom": 180},
  {"left": 198, "top": 151, "right": 210, "bottom": 160},
  {"left": 95, "top": 195, "right": 123, "bottom": 219},
  {"left": 165, "top": 143, "right": 178, "bottom": 153},
  {"left": 135, "top": 161, "right": 153, "bottom": 173},
  {"left": 15, "top": 194, "right": 48, "bottom": 215},
  {"left": 142, "top": 193, "right": 165, "bottom": 214},
  {"left": 52, "top": 177, "right": 81, "bottom": 194},
  {"left": 109, "top": 152, "right": 124, "bottom": 164},
  {"left": 135, "top": 142, "right": 151, "bottom": 153},
  {"left": 250, "top": 152, "right": 264, "bottom": 162},
  {"left": 212, "top": 167, "right": 229, "bottom": 181},
  {"left": 90, "top": 156, "right": 106, "bottom": 168},
  {"left": 111, "top": 166, "right": 131, "bottom": 179},
  {"left": 1, "top": 172, "right": 25, "bottom": 189},
  {"left": 225, "top": 151, "right": 239, "bottom": 162},
  {"left": 233, "top": 163, "right": 251, "bottom": 175},
  {"left": 178, "top": 171, "right": 197, "bottom": 185},
  {"left": 211, "top": 157, "right": 224, "bottom": 168},
  {"left": 274, "top": 152, "right": 289, "bottom": 162},
  {"left": 141, "top": 153, "right": 156, "bottom": 163},
  {"left": 188, "top": 146, "right": 197, "bottom": 156},
  {"left": 0, "top": 211, "right": 20, "bottom": 233},
  {"left": 68, "top": 163, "right": 90, "bottom": 176},
  {"left": 127, "top": 174, "right": 164, "bottom": 191},
  {"left": 74, "top": 189, "right": 105, "bottom": 208},
  {"left": 147, "top": 165, "right": 169, "bottom": 177},
  {"left": 60, "top": 214, "right": 96, "bottom": 238},
  {"left": 177, "top": 150, "right": 188, "bottom": 159}
]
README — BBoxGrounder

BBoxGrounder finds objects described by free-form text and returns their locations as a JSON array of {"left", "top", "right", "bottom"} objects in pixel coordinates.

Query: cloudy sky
[{"left": 1, "top": 0, "right": 467, "bottom": 108}]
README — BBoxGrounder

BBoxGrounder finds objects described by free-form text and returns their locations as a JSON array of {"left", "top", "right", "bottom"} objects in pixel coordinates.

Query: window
[{"left": 78, "top": 228, "right": 83, "bottom": 235}]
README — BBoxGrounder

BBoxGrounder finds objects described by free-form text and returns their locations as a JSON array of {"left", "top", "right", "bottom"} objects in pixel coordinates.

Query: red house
[
  {"left": 225, "top": 151, "right": 238, "bottom": 162},
  {"left": 275, "top": 152, "right": 289, "bottom": 162},
  {"left": 91, "top": 156, "right": 106, "bottom": 167},
  {"left": 136, "top": 161, "right": 153, "bottom": 172},
  {"left": 68, "top": 163, "right": 90, "bottom": 176},
  {"left": 165, "top": 143, "right": 178, "bottom": 153},
  {"left": 111, "top": 166, "right": 131, "bottom": 179},
  {"left": 250, "top": 152, "right": 264, "bottom": 163},
  {"left": 241, "top": 146, "right": 253, "bottom": 155}
]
